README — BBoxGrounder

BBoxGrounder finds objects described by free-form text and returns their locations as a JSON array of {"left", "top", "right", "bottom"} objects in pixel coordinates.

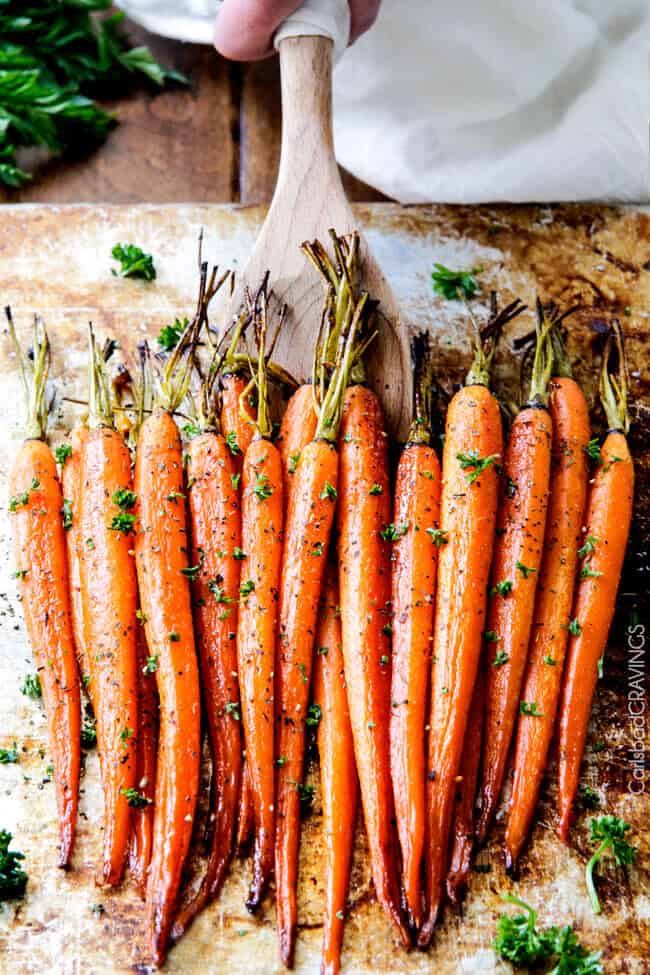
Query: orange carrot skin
[
  {"left": 556, "top": 431, "right": 634, "bottom": 842},
  {"left": 10, "top": 441, "right": 81, "bottom": 867},
  {"left": 338, "top": 385, "right": 409, "bottom": 947},
  {"left": 277, "top": 384, "right": 318, "bottom": 497},
  {"left": 237, "top": 436, "right": 284, "bottom": 910},
  {"left": 171, "top": 432, "right": 242, "bottom": 939},
  {"left": 389, "top": 440, "right": 441, "bottom": 928},
  {"left": 135, "top": 409, "right": 201, "bottom": 965},
  {"left": 446, "top": 666, "right": 485, "bottom": 904},
  {"left": 476, "top": 407, "right": 552, "bottom": 842},
  {"left": 221, "top": 373, "right": 255, "bottom": 471},
  {"left": 129, "top": 622, "right": 158, "bottom": 897},
  {"left": 236, "top": 760, "right": 254, "bottom": 852},
  {"left": 504, "top": 378, "right": 589, "bottom": 868},
  {"left": 275, "top": 439, "right": 339, "bottom": 966},
  {"left": 61, "top": 426, "right": 92, "bottom": 695},
  {"left": 419, "top": 384, "right": 502, "bottom": 947},
  {"left": 79, "top": 427, "right": 139, "bottom": 886},
  {"left": 313, "top": 568, "right": 358, "bottom": 975}
]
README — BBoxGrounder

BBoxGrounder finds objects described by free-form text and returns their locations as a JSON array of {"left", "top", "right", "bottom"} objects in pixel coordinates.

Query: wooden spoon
[{"left": 226, "top": 34, "right": 411, "bottom": 438}]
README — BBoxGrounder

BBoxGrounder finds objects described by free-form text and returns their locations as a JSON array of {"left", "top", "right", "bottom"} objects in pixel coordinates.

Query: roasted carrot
[
  {"left": 237, "top": 288, "right": 285, "bottom": 911},
  {"left": 446, "top": 665, "right": 485, "bottom": 905},
  {"left": 313, "top": 565, "right": 358, "bottom": 975},
  {"left": 77, "top": 327, "right": 139, "bottom": 886},
  {"left": 7, "top": 312, "right": 81, "bottom": 867},
  {"left": 129, "top": 622, "right": 158, "bottom": 896},
  {"left": 419, "top": 299, "right": 524, "bottom": 946},
  {"left": 556, "top": 323, "right": 634, "bottom": 842},
  {"left": 60, "top": 424, "right": 92, "bottom": 696},
  {"left": 135, "top": 322, "right": 202, "bottom": 965},
  {"left": 305, "top": 230, "right": 408, "bottom": 945},
  {"left": 389, "top": 333, "right": 441, "bottom": 929},
  {"left": 275, "top": 286, "right": 363, "bottom": 966},
  {"left": 278, "top": 383, "right": 318, "bottom": 497},
  {"left": 475, "top": 312, "right": 553, "bottom": 843},
  {"left": 171, "top": 352, "right": 243, "bottom": 941},
  {"left": 504, "top": 322, "right": 590, "bottom": 869}
]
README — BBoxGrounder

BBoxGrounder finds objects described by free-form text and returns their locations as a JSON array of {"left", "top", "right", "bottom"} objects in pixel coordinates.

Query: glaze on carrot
[
  {"left": 556, "top": 323, "right": 634, "bottom": 842},
  {"left": 237, "top": 289, "right": 285, "bottom": 911},
  {"left": 78, "top": 327, "right": 138, "bottom": 886},
  {"left": 236, "top": 760, "right": 255, "bottom": 852},
  {"left": 60, "top": 424, "right": 92, "bottom": 696},
  {"left": 389, "top": 334, "right": 441, "bottom": 929},
  {"left": 275, "top": 287, "right": 362, "bottom": 966},
  {"left": 278, "top": 383, "right": 318, "bottom": 497},
  {"left": 446, "top": 666, "right": 485, "bottom": 904},
  {"left": 419, "top": 299, "right": 524, "bottom": 946},
  {"left": 313, "top": 566, "right": 358, "bottom": 975},
  {"left": 7, "top": 312, "right": 81, "bottom": 867},
  {"left": 135, "top": 323, "right": 201, "bottom": 965},
  {"left": 504, "top": 324, "right": 590, "bottom": 868},
  {"left": 129, "top": 622, "right": 158, "bottom": 896},
  {"left": 171, "top": 403, "right": 243, "bottom": 940},
  {"left": 476, "top": 314, "right": 553, "bottom": 843}
]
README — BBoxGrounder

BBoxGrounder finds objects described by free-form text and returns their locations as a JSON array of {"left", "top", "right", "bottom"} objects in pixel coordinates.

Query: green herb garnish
[
  {"left": 585, "top": 816, "right": 636, "bottom": 914},
  {"left": 431, "top": 263, "right": 483, "bottom": 301},
  {"left": 111, "top": 243, "right": 156, "bottom": 281}
]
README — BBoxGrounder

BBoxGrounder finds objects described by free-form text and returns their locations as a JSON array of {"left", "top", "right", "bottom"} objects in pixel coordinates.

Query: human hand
[{"left": 214, "top": 0, "right": 381, "bottom": 60}]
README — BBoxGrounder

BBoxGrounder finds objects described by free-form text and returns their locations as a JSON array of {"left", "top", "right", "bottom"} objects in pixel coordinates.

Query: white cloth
[{"left": 118, "top": 0, "right": 649, "bottom": 202}]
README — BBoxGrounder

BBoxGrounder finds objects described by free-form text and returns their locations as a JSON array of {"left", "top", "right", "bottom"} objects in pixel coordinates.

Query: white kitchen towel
[{"left": 119, "top": 0, "right": 649, "bottom": 202}]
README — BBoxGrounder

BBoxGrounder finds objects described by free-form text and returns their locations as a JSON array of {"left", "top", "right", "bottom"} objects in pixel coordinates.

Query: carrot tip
[
  {"left": 280, "top": 928, "right": 296, "bottom": 969},
  {"left": 416, "top": 905, "right": 440, "bottom": 949}
]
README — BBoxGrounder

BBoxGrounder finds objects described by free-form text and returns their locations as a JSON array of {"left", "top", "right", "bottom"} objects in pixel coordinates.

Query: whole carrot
[
  {"left": 313, "top": 565, "right": 358, "bottom": 975},
  {"left": 77, "top": 327, "right": 139, "bottom": 886},
  {"left": 304, "top": 230, "right": 409, "bottom": 944},
  {"left": 389, "top": 333, "right": 441, "bottom": 929},
  {"left": 135, "top": 321, "right": 202, "bottom": 965},
  {"left": 419, "top": 298, "right": 524, "bottom": 946},
  {"left": 171, "top": 340, "right": 243, "bottom": 942},
  {"left": 237, "top": 287, "right": 285, "bottom": 911},
  {"left": 446, "top": 666, "right": 485, "bottom": 905},
  {"left": 7, "top": 312, "right": 81, "bottom": 867},
  {"left": 60, "top": 424, "right": 92, "bottom": 695},
  {"left": 504, "top": 321, "right": 590, "bottom": 869},
  {"left": 275, "top": 285, "right": 363, "bottom": 966},
  {"left": 129, "top": 622, "right": 158, "bottom": 896},
  {"left": 556, "top": 323, "right": 634, "bottom": 842},
  {"left": 476, "top": 311, "right": 553, "bottom": 843}
]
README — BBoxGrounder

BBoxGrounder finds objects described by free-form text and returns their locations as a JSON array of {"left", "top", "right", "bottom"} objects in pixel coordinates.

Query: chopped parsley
[
  {"left": 457, "top": 450, "right": 499, "bottom": 485},
  {"left": 586, "top": 816, "right": 636, "bottom": 914},
  {"left": 519, "top": 701, "right": 543, "bottom": 717},
  {"left": 143, "top": 655, "right": 159, "bottom": 674},
  {"left": 157, "top": 317, "right": 188, "bottom": 352},
  {"left": 231, "top": 473, "right": 241, "bottom": 490},
  {"left": 288, "top": 452, "right": 301, "bottom": 474},
  {"left": 226, "top": 431, "right": 240, "bottom": 456},
  {"left": 427, "top": 528, "right": 448, "bottom": 547},
  {"left": 232, "top": 547, "right": 247, "bottom": 561},
  {"left": 168, "top": 632, "right": 180, "bottom": 642},
  {"left": 578, "top": 536, "right": 599, "bottom": 559},
  {"left": 224, "top": 701, "right": 241, "bottom": 721},
  {"left": 484, "top": 630, "right": 500, "bottom": 643},
  {"left": 0, "top": 830, "right": 27, "bottom": 901},
  {"left": 568, "top": 618, "right": 582, "bottom": 637},
  {"left": 581, "top": 563, "right": 603, "bottom": 580},
  {"left": 120, "top": 787, "right": 151, "bottom": 808},
  {"left": 516, "top": 561, "right": 537, "bottom": 579},
  {"left": 253, "top": 473, "right": 273, "bottom": 501},
  {"left": 119, "top": 726, "right": 134, "bottom": 745},
  {"left": 320, "top": 481, "right": 337, "bottom": 501},
  {"left": 109, "top": 512, "right": 136, "bottom": 534},
  {"left": 112, "top": 488, "right": 137, "bottom": 510},
  {"left": 111, "top": 243, "right": 156, "bottom": 281},
  {"left": 306, "top": 704, "right": 322, "bottom": 727},
  {"left": 380, "top": 522, "right": 409, "bottom": 542},
  {"left": 0, "top": 743, "right": 19, "bottom": 764},
  {"left": 61, "top": 498, "right": 73, "bottom": 531},
  {"left": 240, "top": 580, "right": 255, "bottom": 600},
  {"left": 490, "top": 580, "right": 513, "bottom": 597},
  {"left": 431, "top": 263, "right": 483, "bottom": 301},
  {"left": 492, "top": 650, "right": 509, "bottom": 667},
  {"left": 369, "top": 483, "right": 383, "bottom": 496},
  {"left": 55, "top": 443, "right": 72, "bottom": 467},
  {"left": 584, "top": 439, "right": 602, "bottom": 464},
  {"left": 20, "top": 674, "right": 41, "bottom": 699}
]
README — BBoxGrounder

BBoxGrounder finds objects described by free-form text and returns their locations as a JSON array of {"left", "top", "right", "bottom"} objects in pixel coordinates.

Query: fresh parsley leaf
[
  {"left": 0, "top": 830, "right": 27, "bottom": 901},
  {"left": 55, "top": 443, "right": 72, "bottom": 467},
  {"left": 584, "top": 439, "right": 602, "bottom": 464},
  {"left": 457, "top": 450, "right": 499, "bottom": 485},
  {"left": 369, "top": 482, "right": 383, "bottom": 496},
  {"left": 581, "top": 563, "right": 603, "bottom": 580},
  {"left": 380, "top": 522, "right": 409, "bottom": 542},
  {"left": 240, "top": 580, "right": 255, "bottom": 600},
  {"left": 288, "top": 452, "right": 300, "bottom": 475},
  {"left": 520, "top": 701, "right": 544, "bottom": 716},
  {"left": 306, "top": 703, "right": 321, "bottom": 727},
  {"left": 427, "top": 528, "right": 448, "bottom": 547},
  {"left": 320, "top": 480, "right": 337, "bottom": 501},
  {"left": 578, "top": 536, "right": 599, "bottom": 560},
  {"left": 224, "top": 701, "right": 241, "bottom": 721},
  {"left": 112, "top": 488, "right": 137, "bottom": 510},
  {"left": 20, "top": 674, "right": 41, "bottom": 699},
  {"left": 492, "top": 650, "right": 509, "bottom": 667},
  {"left": 109, "top": 511, "right": 136, "bottom": 534},
  {"left": 578, "top": 784, "right": 600, "bottom": 810},
  {"left": 568, "top": 618, "right": 582, "bottom": 636},
  {"left": 0, "top": 743, "right": 19, "bottom": 764},
  {"left": 157, "top": 318, "right": 188, "bottom": 352},
  {"left": 253, "top": 473, "right": 273, "bottom": 501},
  {"left": 120, "top": 787, "right": 151, "bottom": 809},
  {"left": 111, "top": 243, "right": 156, "bottom": 281},
  {"left": 61, "top": 498, "right": 73, "bottom": 531},
  {"left": 586, "top": 816, "right": 637, "bottom": 914},
  {"left": 516, "top": 560, "right": 537, "bottom": 579},
  {"left": 225, "top": 431, "right": 240, "bottom": 456},
  {"left": 431, "top": 263, "right": 483, "bottom": 301},
  {"left": 494, "top": 895, "right": 555, "bottom": 967},
  {"left": 143, "top": 654, "right": 158, "bottom": 674}
]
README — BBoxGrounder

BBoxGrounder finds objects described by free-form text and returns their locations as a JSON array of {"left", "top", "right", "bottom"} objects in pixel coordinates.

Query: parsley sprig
[
  {"left": 0, "top": 830, "right": 28, "bottom": 901},
  {"left": 494, "top": 895, "right": 602, "bottom": 974},
  {"left": 432, "top": 263, "right": 483, "bottom": 301},
  {"left": 111, "top": 243, "right": 156, "bottom": 281},
  {"left": 585, "top": 816, "right": 637, "bottom": 914}
]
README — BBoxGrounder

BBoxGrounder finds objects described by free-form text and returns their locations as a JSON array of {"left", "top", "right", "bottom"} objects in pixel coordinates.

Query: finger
[
  {"left": 214, "top": 0, "right": 304, "bottom": 60},
  {"left": 348, "top": 0, "right": 381, "bottom": 44}
]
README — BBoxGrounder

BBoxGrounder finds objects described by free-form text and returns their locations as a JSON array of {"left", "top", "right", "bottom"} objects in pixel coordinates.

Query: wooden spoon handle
[{"left": 275, "top": 36, "right": 341, "bottom": 194}]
